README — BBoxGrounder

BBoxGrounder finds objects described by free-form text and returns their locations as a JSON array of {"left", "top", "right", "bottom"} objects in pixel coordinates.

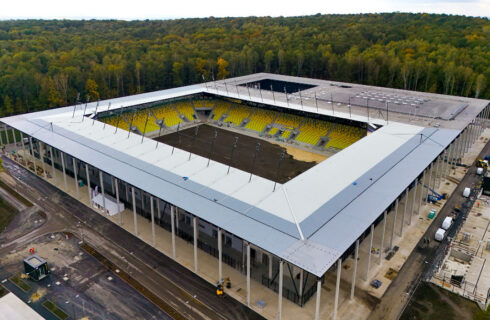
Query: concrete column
[
  {"left": 0, "top": 125, "right": 3, "bottom": 145},
  {"left": 171, "top": 205, "right": 176, "bottom": 259},
  {"left": 278, "top": 260, "right": 284, "bottom": 320},
  {"left": 378, "top": 211, "right": 387, "bottom": 265},
  {"left": 409, "top": 179, "right": 418, "bottom": 226},
  {"left": 5, "top": 126, "right": 10, "bottom": 145},
  {"left": 40, "top": 142, "right": 47, "bottom": 179},
  {"left": 28, "top": 137, "right": 37, "bottom": 173},
  {"left": 350, "top": 239, "right": 359, "bottom": 300},
  {"left": 390, "top": 199, "right": 399, "bottom": 249},
  {"left": 218, "top": 228, "right": 223, "bottom": 281},
  {"left": 465, "top": 128, "right": 470, "bottom": 153},
  {"left": 61, "top": 152, "right": 67, "bottom": 189},
  {"left": 72, "top": 158, "right": 79, "bottom": 199},
  {"left": 11, "top": 128, "right": 16, "bottom": 147},
  {"left": 401, "top": 188, "right": 408, "bottom": 235},
  {"left": 150, "top": 195, "right": 155, "bottom": 246},
  {"left": 193, "top": 216, "right": 198, "bottom": 273},
  {"left": 132, "top": 186, "right": 138, "bottom": 236},
  {"left": 314, "top": 278, "right": 322, "bottom": 320},
  {"left": 432, "top": 157, "right": 439, "bottom": 191},
  {"left": 436, "top": 155, "right": 444, "bottom": 187},
  {"left": 299, "top": 269, "right": 304, "bottom": 299},
  {"left": 246, "top": 243, "right": 251, "bottom": 306},
  {"left": 125, "top": 182, "right": 129, "bottom": 202},
  {"left": 425, "top": 163, "right": 433, "bottom": 202},
  {"left": 417, "top": 172, "right": 425, "bottom": 214},
  {"left": 50, "top": 146, "right": 56, "bottom": 184},
  {"left": 157, "top": 199, "right": 161, "bottom": 222},
  {"left": 20, "top": 133, "right": 26, "bottom": 165},
  {"left": 99, "top": 170, "right": 106, "bottom": 212},
  {"left": 365, "top": 224, "right": 374, "bottom": 280},
  {"left": 85, "top": 164, "right": 91, "bottom": 203},
  {"left": 268, "top": 254, "right": 273, "bottom": 280},
  {"left": 115, "top": 178, "right": 121, "bottom": 225},
  {"left": 333, "top": 258, "right": 342, "bottom": 320},
  {"left": 446, "top": 144, "right": 453, "bottom": 176}
]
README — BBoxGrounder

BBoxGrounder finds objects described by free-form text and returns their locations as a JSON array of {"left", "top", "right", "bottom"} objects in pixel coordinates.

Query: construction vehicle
[
  {"left": 424, "top": 184, "right": 446, "bottom": 203},
  {"left": 476, "top": 158, "right": 488, "bottom": 169},
  {"left": 216, "top": 277, "right": 231, "bottom": 296}
]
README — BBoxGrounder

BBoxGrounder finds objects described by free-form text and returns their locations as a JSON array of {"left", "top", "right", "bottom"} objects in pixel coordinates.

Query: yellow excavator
[
  {"left": 476, "top": 158, "right": 488, "bottom": 169},
  {"left": 216, "top": 277, "right": 231, "bottom": 296}
]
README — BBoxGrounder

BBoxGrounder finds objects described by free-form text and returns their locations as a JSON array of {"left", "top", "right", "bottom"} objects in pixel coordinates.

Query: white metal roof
[{"left": 1, "top": 74, "right": 486, "bottom": 276}]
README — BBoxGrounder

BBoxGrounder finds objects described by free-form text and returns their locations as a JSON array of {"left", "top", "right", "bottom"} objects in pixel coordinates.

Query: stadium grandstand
[{"left": 1, "top": 73, "right": 488, "bottom": 320}]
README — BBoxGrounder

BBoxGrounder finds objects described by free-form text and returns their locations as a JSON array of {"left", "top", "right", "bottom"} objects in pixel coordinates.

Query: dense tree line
[{"left": 0, "top": 13, "right": 488, "bottom": 116}]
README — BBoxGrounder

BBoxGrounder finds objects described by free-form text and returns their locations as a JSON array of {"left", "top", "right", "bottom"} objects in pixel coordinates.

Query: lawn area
[
  {"left": 9, "top": 274, "right": 31, "bottom": 292},
  {"left": 42, "top": 300, "right": 69, "bottom": 320},
  {"left": 401, "top": 282, "right": 482, "bottom": 320},
  {"left": 0, "top": 284, "right": 9, "bottom": 298},
  {"left": 0, "top": 195, "right": 18, "bottom": 232}
]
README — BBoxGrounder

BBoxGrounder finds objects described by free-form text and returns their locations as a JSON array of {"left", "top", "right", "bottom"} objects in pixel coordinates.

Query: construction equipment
[
  {"left": 423, "top": 184, "right": 446, "bottom": 203},
  {"left": 476, "top": 158, "right": 488, "bottom": 169},
  {"left": 216, "top": 277, "right": 231, "bottom": 296}
]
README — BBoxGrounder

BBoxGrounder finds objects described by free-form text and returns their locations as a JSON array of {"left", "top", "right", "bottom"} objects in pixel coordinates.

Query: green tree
[
  {"left": 85, "top": 79, "right": 100, "bottom": 101},
  {"left": 217, "top": 58, "right": 229, "bottom": 80}
]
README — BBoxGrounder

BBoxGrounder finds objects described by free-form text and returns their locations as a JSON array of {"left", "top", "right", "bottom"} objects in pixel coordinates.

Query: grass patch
[
  {"left": 9, "top": 274, "right": 31, "bottom": 292},
  {"left": 401, "top": 282, "right": 481, "bottom": 320},
  {"left": 0, "top": 179, "right": 33, "bottom": 207},
  {"left": 0, "top": 284, "right": 9, "bottom": 298},
  {"left": 0, "top": 196, "right": 18, "bottom": 231},
  {"left": 42, "top": 300, "right": 69, "bottom": 320}
]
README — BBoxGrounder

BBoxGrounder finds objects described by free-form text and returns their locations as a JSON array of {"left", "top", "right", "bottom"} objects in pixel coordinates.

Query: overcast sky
[{"left": 1, "top": 0, "right": 488, "bottom": 20}]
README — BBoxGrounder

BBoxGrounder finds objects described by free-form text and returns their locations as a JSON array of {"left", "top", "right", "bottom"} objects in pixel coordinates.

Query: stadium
[{"left": 1, "top": 73, "right": 489, "bottom": 320}]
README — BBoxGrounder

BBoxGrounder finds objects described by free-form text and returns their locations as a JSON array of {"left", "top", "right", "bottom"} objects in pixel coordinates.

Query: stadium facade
[{"left": 1, "top": 73, "right": 489, "bottom": 319}]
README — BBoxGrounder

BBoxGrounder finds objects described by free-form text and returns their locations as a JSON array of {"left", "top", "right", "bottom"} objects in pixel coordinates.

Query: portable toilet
[
  {"left": 428, "top": 209, "right": 436, "bottom": 219},
  {"left": 442, "top": 217, "right": 453, "bottom": 230},
  {"left": 23, "top": 255, "right": 49, "bottom": 281},
  {"left": 435, "top": 228, "right": 445, "bottom": 242}
]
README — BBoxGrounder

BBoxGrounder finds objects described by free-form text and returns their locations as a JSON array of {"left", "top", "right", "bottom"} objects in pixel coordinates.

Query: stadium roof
[{"left": 1, "top": 74, "right": 488, "bottom": 277}]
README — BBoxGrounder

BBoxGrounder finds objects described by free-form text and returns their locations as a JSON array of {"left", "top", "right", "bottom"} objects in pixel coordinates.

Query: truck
[
  {"left": 442, "top": 216, "right": 453, "bottom": 230},
  {"left": 435, "top": 228, "right": 446, "bottom": 242}
]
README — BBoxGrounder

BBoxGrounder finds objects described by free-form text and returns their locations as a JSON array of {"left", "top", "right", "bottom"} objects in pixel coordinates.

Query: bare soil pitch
[{"left": 155, "top": 124, "right": 318, "bottom": 183}]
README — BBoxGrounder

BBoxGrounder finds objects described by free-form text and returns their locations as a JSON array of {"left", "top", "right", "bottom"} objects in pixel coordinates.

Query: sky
[{"left": 0, "top": 0, "right": 488, "bottom": 20}]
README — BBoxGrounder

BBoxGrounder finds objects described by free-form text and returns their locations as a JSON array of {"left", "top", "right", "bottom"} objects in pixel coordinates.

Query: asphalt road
[
  {"left": 368, "top": 139, "right": 490, "bottom": 320},
  {"left": 0, "top": 156, "right": 265, "bottom": 320}
]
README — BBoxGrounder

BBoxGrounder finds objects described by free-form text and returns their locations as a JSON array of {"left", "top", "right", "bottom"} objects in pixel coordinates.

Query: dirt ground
[
  {"left": 155, "top": 124, "right": 319, "bottom": 183},
  {"left": 0, "top": 232, "right": 171, "bottom": 320},
  {"left": 400, "top": 282, "right": 481, "bottom": 320}
]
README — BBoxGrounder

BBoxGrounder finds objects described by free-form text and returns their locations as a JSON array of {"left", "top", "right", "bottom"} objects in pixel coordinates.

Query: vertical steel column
[
  {"left": 20, "top": 133, "right": 26, "bottom": 165},
  {"left": 29, "top": 137, "right": 37, "bottom": 173},
  {"left": 0, "top": 125, "right": 3, "bottom": 145},
  {"left": 437, "top": 154, "right": 444, "bottom": 187},
  {"left": 314, "top": 278, "right": 322, "bottom": 320},
  {"left": 193, "top": 216, "right": 198, "bottom": 273},
  {"left": 150, "top": 195, "right": 155, "bottom": 245},
  {"left": 350, "top": 239, "right": 359, "bottom": 300},
  {"left": 132, "top": 187, "right": 138, "bottom": 236},
  {"left": 246, "top": 243, "right": 251, "bottom": 306},
  {"left": 365, "top": 224, "right": 374, "bottom": 280},
  {"left": 390, "top": 199, "right": 399, "bottom": 249},
  {"left": 11, "top": 128, "right": 16, "bottom": 147},
  {"left": 378, "top": 211, "right": 387, "bottom": 265},
  {"left": 73, "top": 158, "right": 79, "bottom": 198},
  {"left": 171, "top": 205, "right": 176, "bottom": 259},
  {"left": 50, "top": 146, "right": 56, "bottom": 184},
  {"left": 431, "top": 157, "right": 438, "bottom": 191},
  {"left": 409, "top": 180, "right": 417, "bottom": 225},
  {"left": 333, "top": 258, "right": 342, "bottom": 320},
  {"left": 299, "top": 269, "right": 304, "bottom": 299},
  {"left": 5, "top": 126, "right": 9, "bottom": 145},
  {"left": 218, "top": 228, "right": 223, "bottom": 281},
  {"left": 417, "top": 173, "right": 425, "bottom": 214},
  {"left": 61, "top": 152, "right": 67, "bottom": 189},
  {"left": 268, "top": 254, "right": 273, "bottom": 280},
  {"left": 85, "top": 164, "right": 91, "bottom": 203},
  {"left": 278, "top": 260, "right": 284, "bottom": 320},
  {"left": 40, "top": 142, "right": 47, "bottom": 179},
  {"left": 115, "top": 178, "right": 121, "bottom": 225},
  {"left": 434, "top": 156, "right": 441, "bottom": 188},
  {"left": 99, "top": 170, "right": 106, "bottom": 212},
  {"left": 400, "top": 188, "right": 408, "bottom": 235}
]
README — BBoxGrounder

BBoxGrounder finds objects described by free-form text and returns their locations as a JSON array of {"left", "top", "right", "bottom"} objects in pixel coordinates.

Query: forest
[{"left": 0, "top": 13, "right": 488, "bottom": 116}]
